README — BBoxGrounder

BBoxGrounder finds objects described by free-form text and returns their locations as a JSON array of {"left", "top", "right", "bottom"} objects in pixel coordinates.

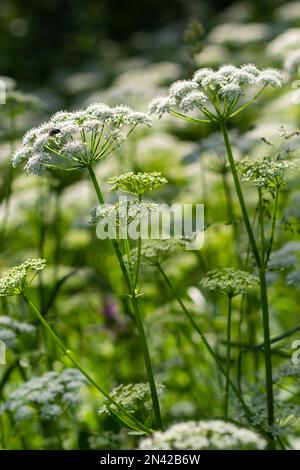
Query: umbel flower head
[
  {"left": 108, "top": 172, "right": 168, "bottom": 196},
  {"left": 201, "top": 268, "right": 259, "bottom": 297},
  {"left": 99, "top": 382, "right": 164, "bottom": 418},
  {"left": 0, "top": 259, "right": 46, "bottom": 296},
  {"left": 90, "top": 200, "right": 158, "bottom": 228},
  {"left": 132, "top": 239, "right": 184, "bottom": 266},
  {"left": 139, "top": 420, "right": 266, "bottom": 450},
  {"left": 239, "top": 157, "right": 297, "bottom": 189},
  {"left": 0, "top": 369, "right": 85, "bottom": 422},
  {"left": 12, "top": 103, "right": 151, "bottom": 174},
  {"left": 149, "top": 64, "right": 282, "bottom": 122}
]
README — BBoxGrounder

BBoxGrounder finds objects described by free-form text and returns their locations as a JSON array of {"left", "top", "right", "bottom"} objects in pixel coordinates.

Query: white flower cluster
[
  {"left": 91, "top": 200, "right": 158, "bottom": 227},
  {"left": 99, "top": 382, "right": 164, "bottom": 416},
  {"left": 201, "top": 268, "right": 259, "bottom": 297},
  {"left": 149, "top": 64, "right": 282, "bottom": 119},
  {"left": 139, "top": 420, "right": 266, "bottom": 450},
  {"left": 132, "top": 239, "right": 184, "bottom": 266},
  {"left": 0, "top": 258, "right": 46, "bottom": 296},
  {"left": 0, "top": 316, "right": 36, "bottom": 349},
  {"left": 1, "top": 369, "right": 85, "bottom": 422},
  {"left": 12, "top": 103, "right": 151, "bottom": 174},
  {"left": 108, "top": 171, "right": 168, "bottom": 196},
  {"left": 240, "top": 157, "right": 296, "bottom": 189}
]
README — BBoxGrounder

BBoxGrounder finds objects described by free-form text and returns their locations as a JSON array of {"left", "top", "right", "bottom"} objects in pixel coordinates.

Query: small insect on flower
[
  {"left": 149, "top": 64, "right": 283, "bottom": 122},
  {"left": 48, "top": 128, "right": 61, "bottom": 136},
  {"left": 0, "top": 259, "right": 46, "bottom": 297},
  {"left": 201, "top": 268, "right": 259, "bottom": 297},
  {"left": 108, "top": 172, "right": 168, "bottom": 196},
  {"left": 12, "top": 103, "right": 151, "bottom": 174}
]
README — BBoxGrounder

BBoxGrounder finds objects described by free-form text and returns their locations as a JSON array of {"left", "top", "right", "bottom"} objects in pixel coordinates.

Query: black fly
[{"left": 49, "top": 128, "right": 61, "bottom": 136}]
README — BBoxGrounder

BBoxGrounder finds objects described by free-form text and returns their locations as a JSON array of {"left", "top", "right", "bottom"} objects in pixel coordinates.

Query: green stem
[
  {"left": 220, "top": 122, "right": 261, "bottom": 267},
  {"left": 258, "top": 268, "right": 274, "bottom": 426},
  {"left": 88, "top": 165, "right": 162, "bottom": 429},
  {"left": 88, "top": 165, "right": 131, "bottom": 290},
  {"left": 157, "top": 264, "right": 252, "bottom": 421},
  {"left": 131, "top": 294, "right": 162, "bottom": 429},
  {"left": 224, "top": 295, "right": 233, "bottom": 418},
  {"left": 22, "top": 294, "right": 149, "bottom": 433},
  {"left": 220, "top": 121, "right": 274, "bottom": 429}
]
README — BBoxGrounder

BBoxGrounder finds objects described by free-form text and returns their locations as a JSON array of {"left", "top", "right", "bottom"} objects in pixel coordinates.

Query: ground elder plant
[
  {"left": 150, "top": 63, "right": 286, "bottom": 446},
  {"left": 3, "top": 14, "right": 300, "bottom": 448},
  {"left": 11, "top": 107, "right": 164, "bottom": 431}
]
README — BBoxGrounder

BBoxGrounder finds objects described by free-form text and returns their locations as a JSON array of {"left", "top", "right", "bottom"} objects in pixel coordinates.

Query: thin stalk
[
  {"left": 87, "top": 165, "right": 162, "bottom": 429},
  {"left": 220, "top": 122, "right": 261, "bottom": 267},
  {"left": 88, "top": 165, "right": 131, "bottom": 290},
  {"left": 224, "top": 295, "right": 233, "bottom": 418},
  {"left": 220, "top": 121, "right": 274, "bottom": 430},
  {"left": 22, "top": 294, "right": 149, "bottom": 433},
  {"left": 131, "top": 294, "right": 162, "bottom": 429},
  {"left": 157, "top": 264, "right": 252, "bottom": 422}
]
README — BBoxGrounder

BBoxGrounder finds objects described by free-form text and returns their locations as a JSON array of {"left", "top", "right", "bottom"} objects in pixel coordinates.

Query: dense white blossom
[
  {"left": 240, "top": 157, "right": 297, "bottom": 188},
  {"left": 139, "top": 420, "right": 266, "bottom": 450},
  {"left": 0, "top": 369, "right": 85, "bottom": 422},
  {"left": 201, "top": 268, "right": 259, "bottom": 297},
  {"left": 12, "top": 103, "right": 151, "bottom": 174},
  {"left": 149, "top": 64, "right": 282, "bottom": 120},
  {"left": 0, "top": 259, "right": 46, "bottom": 296},
  {"left": 99, "top": 383, "right": 164, "bottom": 417}
]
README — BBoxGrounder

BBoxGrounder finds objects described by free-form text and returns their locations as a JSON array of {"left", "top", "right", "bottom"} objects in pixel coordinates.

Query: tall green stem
[
  {"left": 131, "top": 294, "right": 162, "bottom": 429},
  {"left": 224, "top": 295, "right": 233, "bottom": 418},
  {"left": 22, "top": 294, "right": 149, "bottom": 433},
  {"left": 88, "top": 165, "right": 131, "bottom": 290},
  {"left": 87, "top": 165, "right": 162, "bottom": 429},
  {"left": 220, "top": 121, "right": 274, "bottom": 428}
]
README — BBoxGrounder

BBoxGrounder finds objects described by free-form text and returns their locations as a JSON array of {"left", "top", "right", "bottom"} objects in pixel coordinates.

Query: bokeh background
[{"left": 1, "top": 0, "right": 300, "bottom": 450}]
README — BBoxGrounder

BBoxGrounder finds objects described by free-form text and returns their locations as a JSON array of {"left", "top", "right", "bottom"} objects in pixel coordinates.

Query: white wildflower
[
  {"left": 1, "top": 369, "right": 85, "bottom": 422},
  {"left": 150, "top": 64, "right": 282, "bottom": 121},
  {"left": 0, "top": 259, "right": 46, "bottom": 296},
  {"left": 12, "top": 103, "right": 151, "bottom": 174},
  {"left": 139, "top": 420, "right": 266, "bottom": 450}
]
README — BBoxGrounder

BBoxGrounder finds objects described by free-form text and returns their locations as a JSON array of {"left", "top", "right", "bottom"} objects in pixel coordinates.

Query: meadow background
[{"left": 1, "top": 0, "right": 300, "bottom": 450}]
